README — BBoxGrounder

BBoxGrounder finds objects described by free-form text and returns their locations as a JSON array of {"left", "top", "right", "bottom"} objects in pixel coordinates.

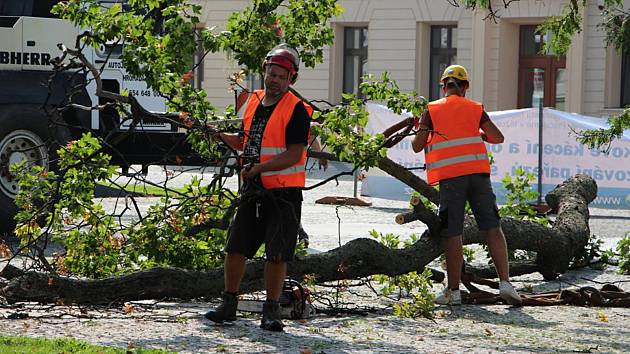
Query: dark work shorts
[
  {"left": 438, "top": 173, "right": 500, "bottom": 237},
  {"left": 225, "top": 193, "right": 302, "bottom": 262}
]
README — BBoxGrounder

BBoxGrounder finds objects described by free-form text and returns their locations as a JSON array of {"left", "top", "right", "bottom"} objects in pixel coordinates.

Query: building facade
[{"left": 193, "top": 0, "right": 626, "bottom": 118}]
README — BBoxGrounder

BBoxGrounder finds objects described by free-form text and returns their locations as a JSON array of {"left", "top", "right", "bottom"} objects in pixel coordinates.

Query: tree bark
[
  {"left": 0, "top": 174, "right": 596, "bottom": 305},
  {"left": 377, "top": 157, "right": 439, "bottom": 204}
]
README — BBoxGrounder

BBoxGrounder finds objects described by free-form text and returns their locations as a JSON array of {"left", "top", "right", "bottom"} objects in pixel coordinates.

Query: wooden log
[
  {"left": 0, "top": 173, "right": 596, "bottom": 304},
  {"left": 395, "top": 212, "right": 418, "bottom": 225}
]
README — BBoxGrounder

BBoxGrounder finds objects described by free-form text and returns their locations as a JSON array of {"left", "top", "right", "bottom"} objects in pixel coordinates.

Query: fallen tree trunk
[{"left": 0, "top": 174, "right": 596, "bottom": 305}]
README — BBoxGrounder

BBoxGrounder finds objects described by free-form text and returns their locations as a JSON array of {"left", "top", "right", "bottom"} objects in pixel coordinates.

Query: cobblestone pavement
[
  {"left": 1, "top": 167, "right": 629, "bottom": 353},
  {"left": 0, "top": 283, "right": 629, "bottom": 354}
]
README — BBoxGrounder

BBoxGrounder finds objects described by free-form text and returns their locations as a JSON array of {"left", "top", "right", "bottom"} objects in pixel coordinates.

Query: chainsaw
[{"left": 237, "top": 279, "right": 316, "bottom": 319}]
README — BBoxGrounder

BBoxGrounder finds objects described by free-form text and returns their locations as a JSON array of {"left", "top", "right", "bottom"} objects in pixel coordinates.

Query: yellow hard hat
[{"left": 440, "top": 64, "right": 469, "bottom": 83}]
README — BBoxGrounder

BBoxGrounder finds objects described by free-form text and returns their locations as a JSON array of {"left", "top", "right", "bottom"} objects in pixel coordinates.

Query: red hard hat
[{"left": 263, "top": 44, "right": 300, "bottom": 76}]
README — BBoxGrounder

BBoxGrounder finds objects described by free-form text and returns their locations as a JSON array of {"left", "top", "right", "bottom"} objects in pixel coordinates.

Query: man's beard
[{"left": 265, "top": 85, "right": 285, "bottom": 100}]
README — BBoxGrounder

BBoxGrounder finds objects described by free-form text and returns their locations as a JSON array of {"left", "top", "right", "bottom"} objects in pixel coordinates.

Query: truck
[{"left": 0, "top": 0, "right": 207, "bottom": 234}]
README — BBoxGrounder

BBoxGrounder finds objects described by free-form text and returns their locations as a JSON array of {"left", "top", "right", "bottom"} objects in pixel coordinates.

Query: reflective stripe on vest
[
  {"left": 425, "top": 95, "right": 490, "bottom": 185},
  {"left": 261, "top": 165, "right": 303, "bottom": 177},
  {"left": 424, "top": 136, "right": 483, "bottom": 153},
  {"left": 425, "top": 153, "right": 488, "bottom": 170},
  {"left": 260, "top": 147, "right": 287, "bottom": 155},
  {"left": 242, "top": 90, "right": 308, "bottom": 189},
  {"left": 259, "top": 146, "right": 302, "bottom": 176}
]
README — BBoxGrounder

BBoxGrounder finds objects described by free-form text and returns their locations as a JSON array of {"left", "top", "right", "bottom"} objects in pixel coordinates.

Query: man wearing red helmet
[{"left": 205, "top": 44, "right": 311, "bottom": 331}]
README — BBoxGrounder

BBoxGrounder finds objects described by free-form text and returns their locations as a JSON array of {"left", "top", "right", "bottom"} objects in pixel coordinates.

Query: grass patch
[
  {"left": 97, "top": 181, "right": 188, "bottom": 197},
  {"left": 0, "top": 336, "right": 170, "bottom": 353}
]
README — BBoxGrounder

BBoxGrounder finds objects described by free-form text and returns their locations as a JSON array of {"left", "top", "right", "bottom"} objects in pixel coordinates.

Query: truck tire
[{"left": 0, "top": 105, "right": 67, "bottom": 236}]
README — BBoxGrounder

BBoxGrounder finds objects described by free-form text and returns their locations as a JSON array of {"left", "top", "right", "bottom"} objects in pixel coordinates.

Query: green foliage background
[
  {"left": 10, "top": 0, "right": 630, "bottom": 286},
  {"left": 14, "top": 134, "right": 234, "bottom": 278}
]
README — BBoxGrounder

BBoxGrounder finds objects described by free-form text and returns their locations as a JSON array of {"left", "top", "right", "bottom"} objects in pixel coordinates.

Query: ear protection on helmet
[{"left": 263, "top": 44, "right": 300, "bottom": 84}]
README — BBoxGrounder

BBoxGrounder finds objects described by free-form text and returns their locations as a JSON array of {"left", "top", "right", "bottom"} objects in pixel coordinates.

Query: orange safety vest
[
  {"left": 424, "top": 95, "right": 490, "bottom": 185},
  {"left": 242, "top": 89, "right": 310, "bottom": 189}
]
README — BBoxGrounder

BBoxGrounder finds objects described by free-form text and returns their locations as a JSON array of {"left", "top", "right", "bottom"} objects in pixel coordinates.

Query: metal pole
[
  {"left": 537, "top": 102, "right": 543, "bottom": 205},
  {"left": 353, "top": 168, "right": 359, "bottom": 198}
]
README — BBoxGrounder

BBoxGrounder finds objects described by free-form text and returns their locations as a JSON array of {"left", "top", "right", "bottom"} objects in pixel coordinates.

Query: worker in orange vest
[
  {"left": 233, "top": 83, "right": 326, "bottom": 250},
  {"left": 412, "top": 65, "right": 522, "bottom": 306},
  {"left": 205, "top": 44, "right": 311, "bottom": 331}
]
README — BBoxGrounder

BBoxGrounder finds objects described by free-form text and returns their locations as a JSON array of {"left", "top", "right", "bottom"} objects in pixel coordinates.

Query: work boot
[
  {"left": 435, "top": 288, "right": 462, "bottom": 306},
  {"left": 204, "top": 291, "right": 238, "bottom": 323},
  {"left": 499, "top": 281, "right": 522, "bottom": 306},
  {"left": 260, "top": 300, "right": 284, "bottom": 332}
]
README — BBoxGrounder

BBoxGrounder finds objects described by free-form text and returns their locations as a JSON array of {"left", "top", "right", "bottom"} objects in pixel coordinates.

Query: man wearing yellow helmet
[
  {"left": 411, "top": 64, "right": 522, "bottom": 306},
  {"left": 440, "top": 64, "right": 470, "bottom": 82}
]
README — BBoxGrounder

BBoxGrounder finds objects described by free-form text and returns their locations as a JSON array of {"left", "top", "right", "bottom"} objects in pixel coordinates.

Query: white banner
[{"left": 361, "top": 103, "right": 630, "bottom": 209}]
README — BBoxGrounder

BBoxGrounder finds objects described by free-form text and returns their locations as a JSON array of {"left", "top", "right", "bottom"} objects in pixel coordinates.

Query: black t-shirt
[
  {"left": 243, "top": 100, "right": 310, "bottom": 159},
  {"left": 243, "top": 98, "right": 310, "bottom": 199}
]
